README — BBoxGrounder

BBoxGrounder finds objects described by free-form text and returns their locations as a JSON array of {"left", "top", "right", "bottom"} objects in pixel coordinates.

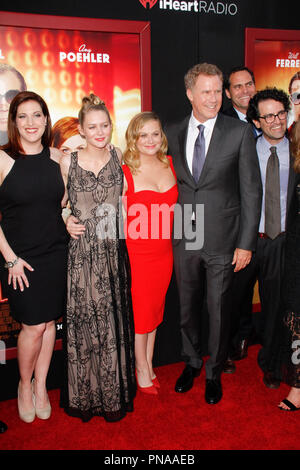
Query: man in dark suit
[
  {"left": 164, "top": 63, "right": 262, "bottom": 404},
  {"left": 237, "top": 87, "right": 297, "bottom": 388},
  {"left": 222, "top": 66, "right": 259, "bottom": 370},
  {"left": 223, "top": 66, "right": 256, "bottom": 122}
]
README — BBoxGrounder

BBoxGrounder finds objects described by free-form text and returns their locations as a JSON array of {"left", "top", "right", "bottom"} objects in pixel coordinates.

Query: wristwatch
[{"left": 4, "top": 257, "right": 19, "bottom": 269}]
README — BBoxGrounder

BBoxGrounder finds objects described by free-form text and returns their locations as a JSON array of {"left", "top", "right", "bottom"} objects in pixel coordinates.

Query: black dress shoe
[
  {"left": 223, "top": 358, "right": 236, "bottom": 373},
  {"left": 0, "top": 420, "right": 7, "bottom": 433},
  {"left": 230, "top": 339, "right": 249, "bottom": 361},
  {"left": 263, "top": 371, "right": 280, "bottom": 389},
  {"left": 175, "top": 364, "right": 201, "bottom": 393},
  {"left": 205, "top": 379, "right": 222, "bottom": 404}
]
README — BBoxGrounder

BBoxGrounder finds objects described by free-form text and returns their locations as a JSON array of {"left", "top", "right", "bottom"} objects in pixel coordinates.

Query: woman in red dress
[{"left": 123, "top": 112, "right": 178, "bottom": 394}]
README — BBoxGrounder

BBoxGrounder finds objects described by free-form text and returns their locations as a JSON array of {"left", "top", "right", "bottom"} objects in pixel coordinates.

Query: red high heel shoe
[
  {"left": 152, "top": 376, "right": 160, "bottom": 389},
  {"left": 136, "top": 373, "right": 158, "bottom": 395}
]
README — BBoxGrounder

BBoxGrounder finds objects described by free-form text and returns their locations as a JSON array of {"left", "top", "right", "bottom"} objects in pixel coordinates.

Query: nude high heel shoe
[
  {"left": 33, "top": 379, "right": 52, "bottom": 420},
  {"left": 35, "top": 400, "right": 51, "bottom": 420},
  {"left": 17, "top": 381, "right": 35, "bottom": 423}
]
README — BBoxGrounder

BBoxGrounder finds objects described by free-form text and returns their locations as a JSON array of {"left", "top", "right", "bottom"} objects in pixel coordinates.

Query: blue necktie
[{"left": 192, "top": 124, "right": 205, "bottom": 183}]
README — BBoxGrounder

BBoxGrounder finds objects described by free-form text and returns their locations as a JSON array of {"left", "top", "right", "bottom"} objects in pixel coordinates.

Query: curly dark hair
[{"left": 246, "top": 87, "right": 291, "bottom": 123}]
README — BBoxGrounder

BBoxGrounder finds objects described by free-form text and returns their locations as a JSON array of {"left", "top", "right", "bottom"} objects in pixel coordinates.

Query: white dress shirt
[
  {"left": 257, "top": 135, "right": 290, "bottom": 233},
  {"left": 235, "top": 108, "right": 248, "bottom": 122}
]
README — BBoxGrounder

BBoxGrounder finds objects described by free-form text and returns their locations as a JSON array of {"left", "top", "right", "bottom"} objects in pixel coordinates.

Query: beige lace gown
[{"left": 60, "top": 148, "right": 136, "bottom": 422}]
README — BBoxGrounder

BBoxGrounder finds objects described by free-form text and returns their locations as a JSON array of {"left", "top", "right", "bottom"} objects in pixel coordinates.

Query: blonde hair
[
  {"left": 123, "top": 111, "right": 168, "bottom": 174},
  {"left": 291, "top": 120, "right": 300, "bottom": 173},
  {"left": 78, "top": 93, "right": 111, "bottom": 127}
]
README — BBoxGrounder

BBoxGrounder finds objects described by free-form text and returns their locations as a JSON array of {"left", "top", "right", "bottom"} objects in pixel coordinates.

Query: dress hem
[{"left": 61, "top": 401, "right": 135, "bottom": 423}]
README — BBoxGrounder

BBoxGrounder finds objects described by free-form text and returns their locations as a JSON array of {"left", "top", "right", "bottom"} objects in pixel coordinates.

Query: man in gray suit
[
  {"left": 222, "top": 66, "right": 259, "bottom": 370},
  {"left": 223, "top": 66, "right": 256, "bottom": 122},
  {"left": 165, "top": 63, "right": 262, "bottom": 404}
]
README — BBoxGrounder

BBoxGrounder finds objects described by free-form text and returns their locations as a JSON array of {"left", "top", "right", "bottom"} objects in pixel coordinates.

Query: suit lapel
[
  {"left": 177, "top": 118, "right": 195, "bottom": 185},
  {"left": 197, "top": 113, "right": 223, "bottom": 185},
  {"left": 175, "top": 113, "right": 224, "bottom": 187}
]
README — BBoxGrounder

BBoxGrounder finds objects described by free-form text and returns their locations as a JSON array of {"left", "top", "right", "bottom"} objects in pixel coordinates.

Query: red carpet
[{"left": 0, "top": 345, "right": 299, "bottom": 451}]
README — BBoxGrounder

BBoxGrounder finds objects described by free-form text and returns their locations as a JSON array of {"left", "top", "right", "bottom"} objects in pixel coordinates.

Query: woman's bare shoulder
[
  {"left": 0, "top": 148, "right": 12, "bottom": 159},
  {"left": 49, "top": 146, "right": 64, "bottom": 164},
  {"left": 59, "top": 152, "right": 72, "bottom": 171},
  {"left": 114, "top": 146, "right": 123, "bottom": 163},
  {"left": 0, "top": 149, "right": 14, "bottom": 167}
]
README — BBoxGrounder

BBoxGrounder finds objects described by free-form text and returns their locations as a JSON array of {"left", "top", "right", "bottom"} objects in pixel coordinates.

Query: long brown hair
[
  {"left": 123, "top": 111, "right": 168, "bottom": 174},
  {"left": 0, "top": 91, "right": 52, "bottom": 159},
  {"left": 291, "top": 120, "right": 300, "bottom": 173}
]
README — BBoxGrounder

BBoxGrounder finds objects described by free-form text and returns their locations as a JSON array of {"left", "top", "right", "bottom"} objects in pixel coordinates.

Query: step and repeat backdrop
[
  {"left": 0, "top": 12, "right": 151, "bottom": 361},
  {"left": 0, "top": 1, "right": 299, "bottom": 375},
  {"left": 245, "top": 27, "right": 300, "bottom": 129}
]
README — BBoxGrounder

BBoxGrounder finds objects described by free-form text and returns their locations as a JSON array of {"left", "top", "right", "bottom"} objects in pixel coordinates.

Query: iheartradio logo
[{"left": 139, "top": 0, "right": 158, "bottom": 8}]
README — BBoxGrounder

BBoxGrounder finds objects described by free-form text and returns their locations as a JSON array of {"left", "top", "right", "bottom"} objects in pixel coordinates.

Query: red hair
[{"left": 51, "top": 116, "right": 80, "bottom": 148}]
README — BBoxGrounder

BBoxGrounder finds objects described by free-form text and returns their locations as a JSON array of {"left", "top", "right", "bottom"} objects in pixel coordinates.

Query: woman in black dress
[
  {"left": 0, "top": 91, "right": 68, "bottom": 422},
  {"left": 277, "top": 119, "right": 300, "bottom": 411}
]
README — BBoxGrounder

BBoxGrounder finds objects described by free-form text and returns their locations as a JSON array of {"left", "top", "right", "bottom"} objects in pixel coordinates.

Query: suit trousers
[
  {"left": 229, "top": 275, "right": 255, "bottom": 352},
  {"left": 231, "top": 233, "right": 286, "bottom": 373},
  {"left": 173, "top": 244, "right": 234, "bottom": 380}
]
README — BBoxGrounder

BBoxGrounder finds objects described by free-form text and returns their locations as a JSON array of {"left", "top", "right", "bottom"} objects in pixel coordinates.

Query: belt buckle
[{"left": 258, "top": 232, "right": 268, "bottom": 239}]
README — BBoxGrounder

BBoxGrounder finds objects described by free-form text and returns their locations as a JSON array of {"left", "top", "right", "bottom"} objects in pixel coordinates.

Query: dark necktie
[
  {"left": 192, "top": 124, "right": 205, "bottom": 183},
  {"left": 264, "top": 146, "right": 281, "bottom": 239}
]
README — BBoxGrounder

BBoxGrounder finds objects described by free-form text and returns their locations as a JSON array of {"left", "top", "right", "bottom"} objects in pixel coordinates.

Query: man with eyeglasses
[
  {"left": 232, "top": 87, "right": 299, "bottom": 389},
  {"left": 0, "top": 64, "right": 27, "bottom": 145}
]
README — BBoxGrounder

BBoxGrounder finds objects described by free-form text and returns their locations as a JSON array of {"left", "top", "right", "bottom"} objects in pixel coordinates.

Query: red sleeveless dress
[{"left": 122, "top": 156, "right": 178, "bottom": 334}]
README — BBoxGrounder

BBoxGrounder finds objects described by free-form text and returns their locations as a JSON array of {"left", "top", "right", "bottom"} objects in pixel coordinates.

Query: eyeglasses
[
  {"left": 0, "top": 89, "right": 20, "bottom": 103},
  {"left": 290, "top": 92, "right": 300, "bottom": 105},
  {"left": 258, "top": 110, "right": 287, "bottom": 124}
]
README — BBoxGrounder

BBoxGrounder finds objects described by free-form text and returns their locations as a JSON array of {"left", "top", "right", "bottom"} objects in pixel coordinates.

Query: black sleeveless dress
[{"left": 0, "top": 147, "right": 68, "bottom": 325}]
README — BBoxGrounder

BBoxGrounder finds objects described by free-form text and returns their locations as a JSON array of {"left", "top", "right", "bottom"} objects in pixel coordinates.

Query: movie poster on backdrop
[
  {"left": 245, "top": 28, "right": 300, "bottom": 130},
  {"left": 0, "top": 11, "right": 151, "bottom": 357}
]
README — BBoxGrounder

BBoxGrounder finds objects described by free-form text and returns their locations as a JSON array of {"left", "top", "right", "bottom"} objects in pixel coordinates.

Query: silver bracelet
[{"left": 4, "top": 257, "right": 19, "bottom": 269}]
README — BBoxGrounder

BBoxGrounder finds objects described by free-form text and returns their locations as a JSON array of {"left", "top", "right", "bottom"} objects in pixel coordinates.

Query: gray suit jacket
[{"left": 165, "top": 113, "right": 262, "bottom": 255}]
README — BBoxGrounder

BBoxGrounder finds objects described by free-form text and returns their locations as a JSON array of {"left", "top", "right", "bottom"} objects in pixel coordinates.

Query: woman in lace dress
[
  {"left": 59, "top": 94, "right": 136, "bottom": 422},
  {"left": 277, "top": 120, "right": 300, "bottom": 411}
]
